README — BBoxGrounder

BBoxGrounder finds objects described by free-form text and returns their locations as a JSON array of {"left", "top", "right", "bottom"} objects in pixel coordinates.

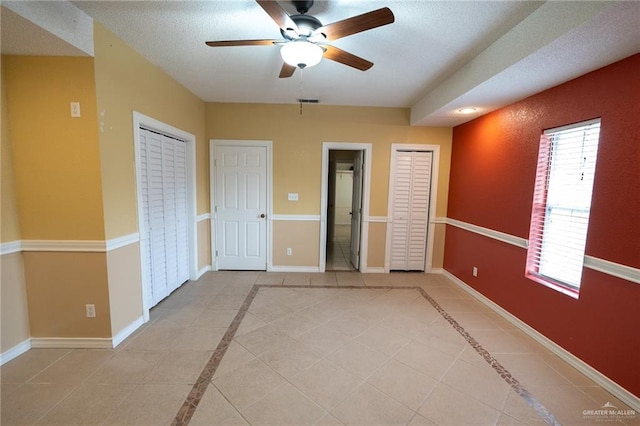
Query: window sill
[{"left": 525, "top": 272, "right": 580, "bottom": 300}]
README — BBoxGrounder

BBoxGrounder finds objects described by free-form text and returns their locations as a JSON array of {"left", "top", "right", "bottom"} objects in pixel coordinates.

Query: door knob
[{"left": 260, "top": 213, "right": 266, "bottom": 218}]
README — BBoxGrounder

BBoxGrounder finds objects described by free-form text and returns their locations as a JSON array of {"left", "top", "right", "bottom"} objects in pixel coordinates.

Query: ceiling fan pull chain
[{"left": 299, "top": 68, "right": 304, "bottom": 116}]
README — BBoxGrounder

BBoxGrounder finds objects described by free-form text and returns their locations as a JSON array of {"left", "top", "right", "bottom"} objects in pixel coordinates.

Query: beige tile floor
[
  {"left": 1, "top": 271, "right": 637, "bottom": 425},
  {"left": 326, "top": 225, "right": 356, "bottom": 272}
]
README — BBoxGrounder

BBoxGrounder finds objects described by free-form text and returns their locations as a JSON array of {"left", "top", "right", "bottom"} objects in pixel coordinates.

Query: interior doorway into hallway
[{"left": 324, "top": 148, "right": 367, "bottom": 271}]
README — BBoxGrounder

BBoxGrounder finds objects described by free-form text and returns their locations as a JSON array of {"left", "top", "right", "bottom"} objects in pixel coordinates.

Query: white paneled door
[
  {"left": 389, "top": 151, "right": 433, "bottom": 271},
  {"left": 139, "top": 128, "right": 189, "bottom": 307},
  {"left": 349, "top": 150, "right": 364, "bottom": 269},
  {"left": 214, "top": 145, "right": 267, "bottom": 270}
]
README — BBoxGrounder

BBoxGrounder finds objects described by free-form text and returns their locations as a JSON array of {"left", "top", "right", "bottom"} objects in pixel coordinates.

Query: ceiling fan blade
[
  {"left": 323, "top": 45, "right": 373, "bottom": 71},
  {"left": 256, "top": 0, "right": 299, "bottom": 32},
  {"left": 315, "top": 7, "right": 394, "bottom": 41},
  {"left": 205, "top": 39, "right": 279, "bottom": 47},
  {"left": 279, "top": 62, "right": 297, "bottom": 78}
]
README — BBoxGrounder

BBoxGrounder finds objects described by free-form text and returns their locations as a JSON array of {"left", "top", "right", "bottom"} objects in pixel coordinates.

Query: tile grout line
[
  {"left": 23, "top": 349, "right": 77, "bottom": 425},
  {"left": 172, "top": 282, "right": 561, "bottom": 426},
  {"left": 170, "top": 283, "right": 390, "bottom": 424},
  {"left": 406, "top": 335, "right": 468, "bottom": 426},
  {"left": 171, "top": 284, "right": 260, "bottom": 426},
  {"left": 414, "top": 287, "right": 562, "bottom": 426}
]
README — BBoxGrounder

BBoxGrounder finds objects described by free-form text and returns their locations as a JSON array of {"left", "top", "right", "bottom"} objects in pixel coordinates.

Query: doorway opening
[
  {"left": 320, "top": 143, "right": 372, "bottom": 272},
  {"left": 326, "top": 151, "right": 359, "bottom": 271}
]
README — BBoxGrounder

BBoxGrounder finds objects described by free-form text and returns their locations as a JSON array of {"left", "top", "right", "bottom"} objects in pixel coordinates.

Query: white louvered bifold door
[
  {"left": 139, "top": 128, "right": 189, "bottom": 308},
  {"left": 389, "top": 151, "right": 432, "bottom": 271}
]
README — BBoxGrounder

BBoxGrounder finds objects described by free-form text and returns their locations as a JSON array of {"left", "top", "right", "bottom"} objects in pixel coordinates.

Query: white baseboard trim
[
  {"left": 442, "top": 270, "right": 640, "bottom": 411},
  {"left": 31, "top": 337, "right": 113, "bottom": 349},
  {"left": 0, "top": 339, "right": 32, "bottom": 365},
  {"left": 268, "top": 266, "right": 321, "bottom": 273},
  {"left": 111, "top": 316, "right": 145, "bottom": 348},
  {"left": 364, "top": 267, "right": 385, "bottom": 273},
  {"left": 197, "top": 265, "right": 212, "bottom": 280},
  {"left": 429, "top": 268, "right": 444, "bottom": 274}
]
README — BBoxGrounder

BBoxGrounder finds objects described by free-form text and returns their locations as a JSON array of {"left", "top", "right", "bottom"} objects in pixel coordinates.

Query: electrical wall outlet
[
  {"left": 86, "top": 304, "right": 96, "bottom": 318},
  {"left": 286, "top": 248, "right": 292, "bottom": 256},
  {"left": 472, "top": 267, "right": 478, "bottom": 277}
]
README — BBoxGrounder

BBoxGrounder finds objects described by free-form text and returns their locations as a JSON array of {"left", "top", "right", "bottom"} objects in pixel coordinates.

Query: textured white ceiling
[
  {"left": 1, "top": 5, "right": 91, "bottom": 56},
  {"left": 3, "top": 1, "right": 639, "bottom": 127}
]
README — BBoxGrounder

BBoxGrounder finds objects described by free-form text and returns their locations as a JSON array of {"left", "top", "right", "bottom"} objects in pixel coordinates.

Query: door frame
[
  {"left": 385, "top": 143, "right": 440, "bottom": 273},
  {"left": 210, "top": 139, "right": 273, "bottom": 271},
  {"left": 133, "top": 112, "right": 198, "bottom": 322},
  {"left": 320, "top": 142, "right": 372, "bottom": 272},
  {"left": 349, "top": 151, "right": 363, "bottom": 269}
]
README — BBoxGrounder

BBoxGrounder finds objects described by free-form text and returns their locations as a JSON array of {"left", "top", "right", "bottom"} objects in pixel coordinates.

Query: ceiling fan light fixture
[{"left": 281, "top": 40, "right": 323, "bottom": 69}]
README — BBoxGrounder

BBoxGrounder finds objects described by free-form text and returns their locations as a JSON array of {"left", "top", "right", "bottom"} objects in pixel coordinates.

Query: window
[{"left": 526, "top": 119, "right": 601, "bottom": 297}]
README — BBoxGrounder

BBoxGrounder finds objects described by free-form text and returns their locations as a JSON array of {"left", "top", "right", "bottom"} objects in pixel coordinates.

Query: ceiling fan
[{"left": 205, "top": 0, "right": 394, "bottom": 78}]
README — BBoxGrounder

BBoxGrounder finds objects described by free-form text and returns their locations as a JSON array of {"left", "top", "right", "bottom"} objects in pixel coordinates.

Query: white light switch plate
[
  {"left": 70, "top": 102, "right": 81, "bottom": 117},
  {"left": 288, "top": 193, "right": 299, "bottom": 201}
]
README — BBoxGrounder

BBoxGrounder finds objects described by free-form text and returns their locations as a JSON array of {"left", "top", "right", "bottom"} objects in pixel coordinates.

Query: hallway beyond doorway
[{"left": 326, "top": 225, "right": 356, "bottom": 271}]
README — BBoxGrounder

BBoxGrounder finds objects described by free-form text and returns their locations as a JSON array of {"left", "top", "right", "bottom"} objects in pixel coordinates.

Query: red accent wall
[{"left": 444, "top": 54, "right": 640, "bottom": 396}]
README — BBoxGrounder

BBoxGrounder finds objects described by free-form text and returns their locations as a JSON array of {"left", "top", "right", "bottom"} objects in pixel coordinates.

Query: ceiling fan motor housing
[{"left": 280, "top": 14, "right": 322, "bottom": 39}]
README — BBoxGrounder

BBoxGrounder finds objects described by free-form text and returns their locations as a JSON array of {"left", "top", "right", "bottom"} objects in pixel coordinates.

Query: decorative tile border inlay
[
  {"left": 173, "top": 283, "right": 560, "bottom": 426},
  {"left": 415, "top": 287, "right": 561, "bottom": 426},
  {"left": 172, "top": 285, "right": 260, "bottom": 426}
]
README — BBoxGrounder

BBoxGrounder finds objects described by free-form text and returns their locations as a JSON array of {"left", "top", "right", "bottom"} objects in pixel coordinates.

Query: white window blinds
[{"left": 526, "top": 119, "right": 601, "bottom": 294}]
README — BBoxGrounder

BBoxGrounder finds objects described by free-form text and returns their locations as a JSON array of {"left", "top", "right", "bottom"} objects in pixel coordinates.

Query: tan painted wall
[
  {"left": 272, "top": 221, "right": 321, "bottom": 267},
  {"left": 93, "top": 23, "right": 207, "bottom": 240},
  {"left": 92, "top": 24, "right": 207, "bottom": 333},
  {"left": 432, "top": 224, "right": 446, "bottom": 270},
  {"left": 197, "top": 219, "right": 211, "bottom": 271},
  {"left": 206, "top": 103, "right": 451, "bottom": 216},
  {"left": 367, "top": 222, "right": 387, "bottom": 268},
  {"left": 1, "top": 253, "right": 30, "bottom": 352},
  {"left": 23, "top": 252, "right": 111, "bottom": 338},
  {"left": 3, "top": 56, "right": 105, "bottom": 241},
  {"left": 106, "top": 243, "right": 142, "bottom": 337},
  {"left": 2, "top": 55, "right": 111, "bottom": 345},
  {"left": 206, "top": 103, "right": 452, "bottom": 268},
  {"left": 1, "top": 57, "right": 21, "bottom": 243},
  {"left": 0, "top": 58, "right": 30, "bottom": 353}
]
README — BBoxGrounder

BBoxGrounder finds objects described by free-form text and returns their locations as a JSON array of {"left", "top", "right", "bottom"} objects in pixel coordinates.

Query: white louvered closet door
[
  {"left": 389, "top": 151, "right": 432, "bottom": 271},
  {"left": 140, "top": 128, "right": 189, "bottom": 308}
]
